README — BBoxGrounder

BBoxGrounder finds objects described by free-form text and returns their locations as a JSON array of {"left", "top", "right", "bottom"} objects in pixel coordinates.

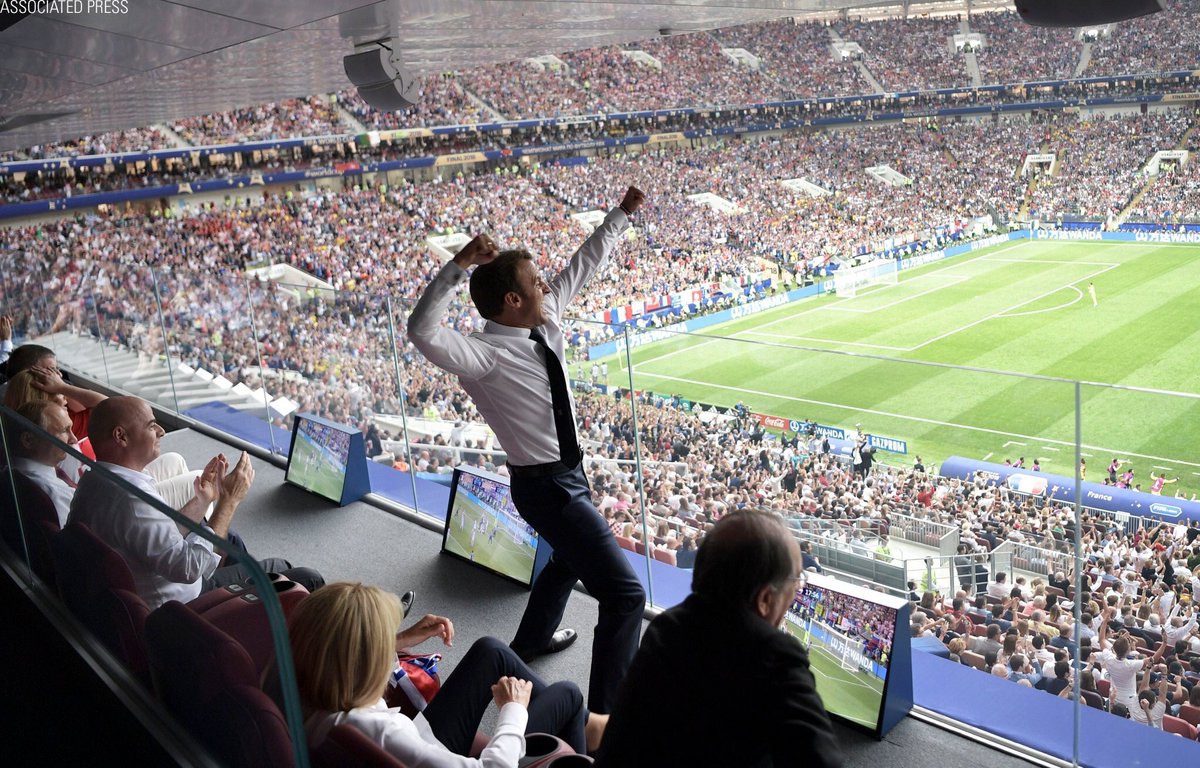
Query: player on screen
[{"left": 1088, "top": 282, "right": 1097, "bottom": 307}]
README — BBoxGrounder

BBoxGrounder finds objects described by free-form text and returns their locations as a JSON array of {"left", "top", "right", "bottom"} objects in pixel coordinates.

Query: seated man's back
[{"left": 596, "top": 510, "right": 842, "bottom": 768}]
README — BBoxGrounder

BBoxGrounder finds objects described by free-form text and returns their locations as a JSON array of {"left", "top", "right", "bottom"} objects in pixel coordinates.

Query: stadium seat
[
  {"left": 50, "top": 521, "right": 152, "bottom": 685},
  {"left": 1163, "top": 714, "right": 1198, "bottom": 740},
  {"left": 145, "top": 600, "right": 295, "bottom": 768},
  {"left": 1096, "top": 679, "right": 1111, "bottom": 699},
  {"left": 960, "top": 650, "right": 987, "bottom": 671},
  {"left": 615, "top": 534, "right": 636, "bottom": 552},
  {"left": 634, "top": 540, "right": 646, "bottom": 556},
  {"left": 191, "top": 577, "right": 310, "bottom": 676},
  {"left": 311, "top": 723, "right": 409, "bottom": 768},
  {"left": 1081, "top": 690, "right": 1106, "bottom": 710},
  {"left": 1178, "top": 703, "right": 1200, "bottom": 728},
  {"left": 0, "top": 468, "right": 62, "bottom": 583},
  {"left": 652, "top": 547, "right": 677, "bottom": 567},
  {"left": 969, "top": 624, "right": 988, "bottom": 638}
]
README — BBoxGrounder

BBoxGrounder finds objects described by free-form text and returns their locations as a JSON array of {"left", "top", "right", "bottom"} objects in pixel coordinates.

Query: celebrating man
[{"left": 407, "top": 186, "right": 646, "bottom": 714}]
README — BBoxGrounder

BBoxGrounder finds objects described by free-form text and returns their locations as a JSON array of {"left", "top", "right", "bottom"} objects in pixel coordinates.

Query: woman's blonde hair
[
  {"left": 288, "top": 582, "right": 402, "bottom": 712},
  {"left": 3, "top": 370, "right": 49, "bottom": 410}
]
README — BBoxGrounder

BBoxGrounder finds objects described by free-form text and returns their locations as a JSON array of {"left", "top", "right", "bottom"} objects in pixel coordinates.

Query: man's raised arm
[
  {"left": 548, "top": 186, "right": 644, "bottom": 310},
  {"left": 406, "top": 234, "right": 500, "bottom": 379}
]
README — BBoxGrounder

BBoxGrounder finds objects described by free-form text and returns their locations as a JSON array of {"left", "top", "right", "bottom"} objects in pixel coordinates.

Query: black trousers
[
  {"left": 424, "top": 637, "right": 587, "bottom": 754},
  {"left": 509, "top": 465, "right": 645, "bottom": 713}
]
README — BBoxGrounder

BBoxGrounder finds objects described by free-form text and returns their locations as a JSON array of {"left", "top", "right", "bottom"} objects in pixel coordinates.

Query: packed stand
[
  {"left": 1126, "top": 130, "right": 1200, "bottom": 222},
  {"left": 712, "top": 19, "right": 873, "bottom": 98},
  {"left": 458, "top": 60, "right": 601, "bottom": 119},
  {"left": 561, "top": 33, "right": 783, "bottom": 112},
  {"left": 968, "top": 10, "right": 1082, "bottom": 84},
  {"left": 834, "top": 15, "right": 967, "bottom": 92},
  {"left": 173, "top": 96, "right": 345, "bottom": 146},
  {"left": 0, "top": 127, "right": 174, "bottom": 162},
  {"left": 1086, "top": 0, "right": 1200, "bottom": 76},
  {"left": 1026, "top": 112, "right": 1193, "bottom": 221}
]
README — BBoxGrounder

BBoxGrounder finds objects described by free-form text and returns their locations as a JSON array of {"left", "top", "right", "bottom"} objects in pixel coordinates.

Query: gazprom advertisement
[{"left": 939, "top": 456, "right": 1200, "bottom": 523}]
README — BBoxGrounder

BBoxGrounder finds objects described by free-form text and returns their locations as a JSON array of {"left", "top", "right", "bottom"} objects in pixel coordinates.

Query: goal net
[
  {"left": 822, "top": 623, "right": 872, "bottom": 673},
  {"left": 833, "top": 258, "right": 899, "bottom": 298}
]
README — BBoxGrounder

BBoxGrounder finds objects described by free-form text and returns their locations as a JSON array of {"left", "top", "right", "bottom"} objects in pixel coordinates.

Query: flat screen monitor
[
  {"left": 441, "top": 466, "right": 544, "bottom": 588},
  {"left": 285, "top": 413, "right": 365, "bottom": 505},
  {"left": 784, "top": 571, "right": 909, "bottom": 737}
]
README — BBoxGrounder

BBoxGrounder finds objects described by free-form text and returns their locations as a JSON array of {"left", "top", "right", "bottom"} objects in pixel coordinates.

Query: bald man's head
[{"left": 88, "top": 396, "right": 163, "bottom": 470}]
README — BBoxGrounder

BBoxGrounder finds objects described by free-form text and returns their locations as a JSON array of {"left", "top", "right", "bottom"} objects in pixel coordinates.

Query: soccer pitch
[
  {"left": 606, "top": 240, "right": 1200, "bottom": 491},
  {"left": 444, "top": 494, "right": 537, "bottom": 584},
  {"left": 287, "top": 434, "right": 346, "bottom": 502},
  {"left": 784, "top": 620, "right": 885, "bottom": 729}
]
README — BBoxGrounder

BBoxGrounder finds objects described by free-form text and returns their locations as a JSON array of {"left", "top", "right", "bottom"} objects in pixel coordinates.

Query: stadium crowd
[{"left": 968, "top": 10, "right": 1081, "bottom": 84}]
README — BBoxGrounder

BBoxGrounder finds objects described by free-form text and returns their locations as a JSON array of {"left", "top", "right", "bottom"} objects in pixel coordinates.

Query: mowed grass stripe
[{"left": 616, "top": 239, "right": 1200, "bottom": 485}]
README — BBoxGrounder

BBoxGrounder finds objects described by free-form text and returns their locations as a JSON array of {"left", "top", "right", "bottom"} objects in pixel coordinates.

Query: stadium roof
[{"left": 0, "top": 0, "right": 1007, "bottom": 152}]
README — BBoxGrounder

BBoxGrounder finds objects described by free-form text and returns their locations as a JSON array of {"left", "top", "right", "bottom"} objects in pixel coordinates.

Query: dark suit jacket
[{"left": 595, "top": 593, "right": 843, "bottom": 768}]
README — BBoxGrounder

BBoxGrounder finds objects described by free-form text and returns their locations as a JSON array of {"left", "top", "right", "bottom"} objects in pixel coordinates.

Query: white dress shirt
[
  {"left": 407, "top": 208, "right": 629, "bottom": 467},
  {"left": 12, "top": 458, "right": 76, "bottom": 527},
  {"left": 307, "top": 698, "right": 528, "bottom": 768},
  {"left": 68, "top": 462, "right": 220, "bottom": 609}
]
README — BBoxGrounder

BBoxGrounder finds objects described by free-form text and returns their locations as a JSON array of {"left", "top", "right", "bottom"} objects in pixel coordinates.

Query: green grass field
[
  {"left": 444, "top": 493, "right": 537, "bottom": 583},
  {"left": 784, "top": 618, "right": 885, "bottom": 729},
  {"left": 287, "top": 433, "right": 346, "bottom": 502},
  {"left": 603, "top": 240, "right": 1200, "bottom": 493}
]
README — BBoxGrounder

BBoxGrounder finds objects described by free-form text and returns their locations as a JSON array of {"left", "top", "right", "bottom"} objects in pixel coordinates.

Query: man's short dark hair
[
  {"left": 468, "top": 250, "right": 532, "bottom": 319},
  {"left": 1054, "top": 660, "right": 1070, "bottom": 679},
  {"left": 6, "top": 344, "right": 54, "bottom": 377},
  {"left": 692, "top": 509, "right": 793, "bottom": 608}
]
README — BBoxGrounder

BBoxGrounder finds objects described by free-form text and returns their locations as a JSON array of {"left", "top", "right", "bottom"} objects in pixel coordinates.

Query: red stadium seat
[
  {"left": 615, "top": 535, "right": 636, "bottom": 552},
  {"left": 1178, "top": 704, "right": 1200, "bottom": 728},
  {"left": 1096, "top": 679, "right": 1111, "bottom": 699},
  {"left": 312, "top": 724, "right": 409, "bottom": 768},
  {"left": 652, "top": 548, "right": 677, "bottom": 567},
  {"left": 1163, "top": 714, "right": 1198, "bottom": 740}
]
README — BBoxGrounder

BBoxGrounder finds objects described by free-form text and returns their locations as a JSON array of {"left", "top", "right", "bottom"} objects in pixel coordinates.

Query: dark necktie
[
  {"left": 529, "top": 328, "right": 580, "bottom": 467},
  {"left": 55, "top": 465, "right": 78, "bottom": 488}
]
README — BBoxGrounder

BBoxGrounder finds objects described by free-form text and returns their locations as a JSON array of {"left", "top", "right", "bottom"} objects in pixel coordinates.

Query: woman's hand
[
  {"left": 396, "top": 614, "right": 454, "bottom": 650},
  {"left": 491, "top": 676, "right": 532, "bottom": 709}
]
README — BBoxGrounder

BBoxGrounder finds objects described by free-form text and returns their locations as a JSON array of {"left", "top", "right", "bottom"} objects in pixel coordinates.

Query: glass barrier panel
[
  {"left": 143, "top": 266, "right": 267, "bottom": 430},
  {"left": 0, "top": 404, "right": 309, "bottom": 766},
  {"left": 1075, "top": 378, "right": 1200, "bottom": 764}
]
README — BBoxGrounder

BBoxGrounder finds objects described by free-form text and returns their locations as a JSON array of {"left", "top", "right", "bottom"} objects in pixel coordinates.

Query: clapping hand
[{"left": 220, "top": 451, "right": 255, "bottom": 503}]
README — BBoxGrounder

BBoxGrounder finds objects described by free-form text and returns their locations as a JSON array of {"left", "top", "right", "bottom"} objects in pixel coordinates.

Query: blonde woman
[{"left": 290, "top": 582, "right": 606, "bottom": 767}]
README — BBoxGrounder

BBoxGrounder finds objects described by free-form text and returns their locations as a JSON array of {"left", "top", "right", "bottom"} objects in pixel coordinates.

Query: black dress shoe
[
  {"left": 513, "top": 627, "right": 578, "bottom": 662},
  {"left": 400, "top": 590, "right": 416, "bottom": 616},
  {"left": 545, "top": 627, "right": 577, "bottom": 654}
]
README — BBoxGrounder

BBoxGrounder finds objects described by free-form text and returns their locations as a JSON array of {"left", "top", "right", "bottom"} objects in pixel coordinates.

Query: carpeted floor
[{"left": 161, "top": 427, "right": 1040, "bottom": 767}]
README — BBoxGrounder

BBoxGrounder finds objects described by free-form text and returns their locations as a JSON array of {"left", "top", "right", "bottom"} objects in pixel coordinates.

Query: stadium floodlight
[
  {"left": 1013, "top": 0, "right": 1163, "bottom": 27},
  {"left": 344, "top": 39, "right": 419, "bottom": 112},
  {"left": 833, "top": 258, "right": 899, "bottom": 299}
]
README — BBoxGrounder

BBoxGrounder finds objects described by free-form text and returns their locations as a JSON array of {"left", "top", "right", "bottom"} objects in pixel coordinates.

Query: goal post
[{"left": 833, "top": 258, "right": 899, "bottom": 298}]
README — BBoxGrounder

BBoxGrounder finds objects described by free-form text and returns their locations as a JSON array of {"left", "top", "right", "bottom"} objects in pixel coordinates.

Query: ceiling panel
[
  {"left": 169, "top": 0, "right": 380, "bottom": 31},
  {"left": 0, "top": 15, "right": 196, "bottom": 70},
  {"left": 42, "top": 0, "right": 280, "bottom": 52},
  {"left": 0, "top": 43, "right": 138, "bottom": 85},
  {"left": 0, "top": 0, "right": 1011, "bottom": 152}
]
